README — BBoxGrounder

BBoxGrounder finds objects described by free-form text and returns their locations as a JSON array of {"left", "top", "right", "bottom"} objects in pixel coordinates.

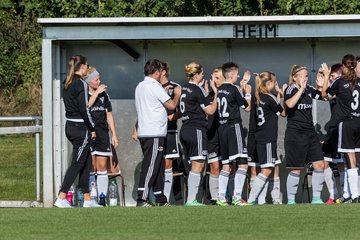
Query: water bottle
[
  {"left": 89, "top": 172, "right": 96, "bottom": 190},
  {"left": 109, "top": 181, "right": 118, "bottom": 206},
  {"left": 77, "top": 188, "right": 84, "bottom": 207},
  {"left": 99, "top": 192, "right": 106, "bottom": 207},
  {"left": 66, "top": 188, "right": 73, "bottom": 206},
  {"left": 90, "top": 181, "right": 98, "bottom": 201},
  {"left": 72, "top": 186, "right": 78, "bottom": 207}
]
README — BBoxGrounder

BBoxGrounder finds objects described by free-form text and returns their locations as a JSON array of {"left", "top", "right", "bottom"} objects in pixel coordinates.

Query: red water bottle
[{"left": 66, "top": 191, "right": 73, "bottom": 206}]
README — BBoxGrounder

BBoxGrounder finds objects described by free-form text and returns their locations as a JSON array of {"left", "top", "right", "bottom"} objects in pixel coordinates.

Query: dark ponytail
[{"left": 342, "top": 54, "right": 357, "bottom": 92}]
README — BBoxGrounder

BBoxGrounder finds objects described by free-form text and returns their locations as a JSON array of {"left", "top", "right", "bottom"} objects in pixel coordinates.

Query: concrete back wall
[{"left": 60, "top": 38, "right": 358, "bottom": 205}]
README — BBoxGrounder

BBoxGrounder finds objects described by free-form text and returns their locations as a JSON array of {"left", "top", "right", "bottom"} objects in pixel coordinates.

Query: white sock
[
  {"left": 233, "top": 168, "right": 247, "bottom": 200},
  {"left": 248, "top": 173, "right": 267, "bottom": 203},
  {"left": 250, "top": 177, "right": 256, "bottom": 190},
  {"left": 312, "top": 169, "right": 324, "bottom": 199},
  {"left": 209, "top": 174, "right": 219, "bottom": 201},
  {"left": 324, "top": 167, "right": 337, "bottom": 199},
  {"left": 218, "top": 170, "right": 229, "bottom": 201},
  {"left": 258, "top": 180, "right": 269, "bottom": 205},
  {"left": 343, "top": 167, "right": 351, "bottom": 199},
  {"left": 96, "top": 170, "right": 108, "bottom": 199},
  {"left": 163, "top": 168, "right": 173, "bottom": 202},
  {"left": 287, "top": 172, "right": 300, "bottom": 201},
  {"left": 187, "top": 171, "right": 201, "bottom": 203},
  {"left": 270, "top": 177, "right": 281, "bottom": 202},
  {"left": 347, "top": 168, "right": 359, "bottom": 199}
]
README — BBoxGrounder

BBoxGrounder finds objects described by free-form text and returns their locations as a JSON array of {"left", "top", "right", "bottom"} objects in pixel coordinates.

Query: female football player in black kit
[
  {"left": 284, "top": 65, "right": 326, "bottom": 204},
  {"left": 54, "top": 55, "right": 100, "bottom": 208},
  {"left": 322, "top": 54, "right": 360, "bottom": 203},
  {"left": 86, "top": 67, "right": 118, "bottom": 203},
  {"left": 245, "top": 71, "right": 286, "bottom": 205},
  {"left": 206, "top": 67, "right": 225, "bottom": 203},
  {"left": 216, "top": 62, "right": 251, "bottom": 206},
  {"left": 180, "top": 62, "right": 218, "bottom": 206}
]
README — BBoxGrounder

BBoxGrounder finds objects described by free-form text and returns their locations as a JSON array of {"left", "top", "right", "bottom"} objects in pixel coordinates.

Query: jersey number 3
[
  {"left": 351, "top": 90, "right": 359, "bottom": 111},
  {"left": 257, "top": 107, "right": 265, "bottom": 126}
]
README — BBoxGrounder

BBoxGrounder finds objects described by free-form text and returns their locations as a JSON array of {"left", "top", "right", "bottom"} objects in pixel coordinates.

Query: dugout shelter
[{"left": 39, "top": 15, "right": 360, "bottom": 207}]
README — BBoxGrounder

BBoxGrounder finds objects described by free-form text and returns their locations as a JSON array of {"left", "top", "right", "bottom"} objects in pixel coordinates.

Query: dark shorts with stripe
[
  {"left": 219, "top": 123, "right": 248, "bottom": 165},
  {"left": 256, "top": 141, "right": 280, "bottom": 168},
  {"left": 91, "top": 127, "right": 112, "bottom": 157},
  {"left": 285, "top": 128, "right": 324, "bottom": 168},
  {"left": 164, "top": 132, "right": 180, "bottom": 159},
  {"left": 323, "top": 126, "right": 343, "bottom": 163},
  {"left": 207, "top": 129, "right": 221, "bottom": 163},
  {"left": 338, "top": 118, "right": 360, "bottom": 153},
  {"left": 180, "top": 127, "right": 208, "bottom": 161},
  {"left": 247, "top": 133, "right": 259, "bottom": 167}
]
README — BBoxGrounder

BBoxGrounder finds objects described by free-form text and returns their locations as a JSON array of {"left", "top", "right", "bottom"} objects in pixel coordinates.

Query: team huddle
[{"left": 135, "top": 54, "right": 360, "bottom": 207}]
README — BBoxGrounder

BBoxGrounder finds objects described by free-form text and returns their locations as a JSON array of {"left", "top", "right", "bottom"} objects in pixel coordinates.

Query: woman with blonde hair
[
  {"left": 85, "top": 67, "right": 118, "bottom": 203},
  {"left": 284, "top": 65, "right": 326, "bottom": 204},
  {"left": 206, "top": 67, "right": 225, "bottom": 203},
  {"left": 245, "top": 71, "right": 285, "bottom": 205},
  {"left": 180, "top": 62, "right": 218, "bottom": 206}
]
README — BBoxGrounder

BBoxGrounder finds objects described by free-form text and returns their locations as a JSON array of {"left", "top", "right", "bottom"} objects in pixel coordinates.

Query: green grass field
[
  {"left": 2, "top": 134, "right": 360, "bottom": 239},
  {"left": 1, "top": 204, "right": 360, "bottom": 240},
  {"left": 0, "top": 135, "right": 38, "bottom": 200}
]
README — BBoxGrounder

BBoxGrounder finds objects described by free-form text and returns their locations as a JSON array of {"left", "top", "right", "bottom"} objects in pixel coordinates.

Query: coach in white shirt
[{"left": 135, "top": 59, "right": 181, "bottom": 207}]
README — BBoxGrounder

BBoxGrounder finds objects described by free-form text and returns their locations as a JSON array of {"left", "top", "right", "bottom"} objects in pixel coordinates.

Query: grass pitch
[
  {"left": 1, "top": 204, "right": 360, "bottom": 240},
  {"left": 0, "top": 135, "right": 37, "bottom": 200}
]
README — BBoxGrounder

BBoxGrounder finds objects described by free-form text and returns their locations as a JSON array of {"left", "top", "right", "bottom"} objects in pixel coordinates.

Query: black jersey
[
  {"left": 63, "top": 76, "right": 95, "bottom": 132},
  {"left": 217, "top": 82, "right": 248, "bottom": 125},
  {"left": 326, "top": 78, "right": 360, "bottom": 124},
  {"left": 180, "top": 82, "right": 211, "bottom": 128},
  {"left": 88, "top": 92, "right": 112, "bottom": 130},
  {"left": 162, "top": 81, "right": 180, "bottom": 132},
  {"left": 284, "top": 84, "right": 322, "bottom": 131},
  {"left": 255, "top": 93, "right": 283, "bottom": 143}
]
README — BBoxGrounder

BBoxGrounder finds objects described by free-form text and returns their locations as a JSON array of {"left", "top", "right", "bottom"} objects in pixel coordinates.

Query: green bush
[{"left": 1, "top": 0, "right": 360, "bottom": 116}]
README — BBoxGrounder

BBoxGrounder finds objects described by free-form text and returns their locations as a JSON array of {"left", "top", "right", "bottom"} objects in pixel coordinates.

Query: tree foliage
[{"left": 1, "top": 0, "right": 360, "bottom": 115}]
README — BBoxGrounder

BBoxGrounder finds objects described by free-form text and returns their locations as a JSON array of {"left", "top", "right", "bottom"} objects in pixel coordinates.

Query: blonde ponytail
[{"left": 255, "top": 71, "right": 272, "bottom": 106}]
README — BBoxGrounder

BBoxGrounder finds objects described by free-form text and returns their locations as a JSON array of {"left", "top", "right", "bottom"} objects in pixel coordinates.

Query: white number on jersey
[
  {"left": 351, "top": 90, "right": 359, "bottom": 111},
  {"left": 217, "top": 97, "right": 229, "bottom": 118},
  {"left": 180, "top": 94, "right": 186, "bottom": 113},
  {"left": 257, "top": 107, "right": 265, "bottom": 126}
]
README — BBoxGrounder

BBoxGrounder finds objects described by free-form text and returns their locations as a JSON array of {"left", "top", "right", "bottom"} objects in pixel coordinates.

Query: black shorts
[
  {"left": 285, "top": 129, "right": 324, "bottom": 168},
  {"left": 323, "top": 127, "right": 343, "bottom": 163},
  {"left": 256, "top": 141, "right": 280, "bottom": 168},
  {"left": 91, "top": 127, "right": 112, "bottom": 156},
  {"left": 207, "top": 129, "right": 221, "bottom": 163},
  {"left": 180, "top": 127, "right": 208, "bottom": 161},
  {"left": 247, "top": 133, "right": 259, "bottom": 167},
  {"left": 338, "top": 118, "right": 360, "bottom": 153},
  {"left": 219, "top": 123, "right": 248, "bottom": 164},
  {"left": 164, "top": 132, "right": 180, "bottom": 159}
]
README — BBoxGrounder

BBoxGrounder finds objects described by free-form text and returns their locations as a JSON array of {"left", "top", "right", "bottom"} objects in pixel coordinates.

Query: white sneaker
[
  {"left": 83, "top": 200, "right": 103, "bottom": 208},
  {"left": 54, "top": 198, "right": 72, "bottom": 208}
]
